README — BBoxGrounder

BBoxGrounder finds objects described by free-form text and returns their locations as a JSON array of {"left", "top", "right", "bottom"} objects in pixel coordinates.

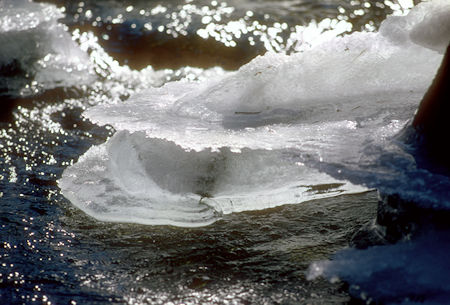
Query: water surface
[{"left": 0, "top": 0, "right": 425, "bottom": 303}]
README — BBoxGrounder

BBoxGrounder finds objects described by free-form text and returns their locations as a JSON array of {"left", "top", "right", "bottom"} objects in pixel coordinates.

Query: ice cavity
[
  {"left": 0, "top": 0, "right": 94, "bottom": 95},
  {"left": 59, "top": 130, "right": 365, "bottom": 226},
  {"left": 61, "top": 0, "right": 449, "bottom": 226}
]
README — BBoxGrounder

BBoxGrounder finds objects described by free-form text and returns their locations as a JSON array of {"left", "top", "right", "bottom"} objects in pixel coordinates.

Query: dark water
[
  {"left": 0, "top": 183, "right": 377, "bottom": 304},
  {"left": 1, "top": 0, "right": 415, "bottom": 304}
]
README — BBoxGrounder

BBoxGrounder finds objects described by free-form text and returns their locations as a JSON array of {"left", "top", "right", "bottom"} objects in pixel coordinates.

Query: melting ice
[
  {"left": 0, "top": 0, "right": 95, "bottom": 95},
  {"left": 59, "top": 0, "right": 449, "bottom": 227}
]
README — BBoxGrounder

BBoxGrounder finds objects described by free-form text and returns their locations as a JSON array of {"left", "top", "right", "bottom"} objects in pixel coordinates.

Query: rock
[{"left": 351, "top": 191, "right": 450, "bottom": 248}]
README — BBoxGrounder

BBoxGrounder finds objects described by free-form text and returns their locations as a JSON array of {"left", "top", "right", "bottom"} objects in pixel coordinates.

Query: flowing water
[{"left": 1, "top": 0, "right": 449, "bottom": 304}]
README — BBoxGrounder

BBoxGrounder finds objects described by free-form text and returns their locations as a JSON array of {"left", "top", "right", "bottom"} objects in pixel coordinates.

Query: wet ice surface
[{"left": 2, "top": 0, "right": 449, "bottom": 304}]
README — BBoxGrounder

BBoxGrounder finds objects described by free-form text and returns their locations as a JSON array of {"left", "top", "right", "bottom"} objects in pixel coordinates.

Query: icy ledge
[{"left": 61, "top": 0, "right": 448, "bottom": 226}]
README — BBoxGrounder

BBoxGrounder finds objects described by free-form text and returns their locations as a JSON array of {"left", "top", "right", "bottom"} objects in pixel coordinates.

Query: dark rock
[
  {"left": 349, "top": 219, "right": 388, "bottom": 249},
  {"left": 351, "top": 191, "right": 450, "bottom": 248},
  {"left": 375, "top": 193, "right": 418, "bottom": 243}
]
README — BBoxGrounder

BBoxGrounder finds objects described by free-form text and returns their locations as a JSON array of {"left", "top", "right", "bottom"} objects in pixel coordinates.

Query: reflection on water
[
  {"left": 36, "top": 0, "right": 417, "bottom": 69},
  {"left": 1, "top": 184, "right": 378, "bottom": 304}
]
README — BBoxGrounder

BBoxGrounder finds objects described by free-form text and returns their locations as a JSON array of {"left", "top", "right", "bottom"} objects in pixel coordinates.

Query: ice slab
[{"left": 61, "top": 0, "right": 450, "bottom": 226}]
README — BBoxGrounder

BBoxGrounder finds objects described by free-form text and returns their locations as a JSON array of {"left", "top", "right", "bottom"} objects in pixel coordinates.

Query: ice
[
  {"left": 405, "top": 0, "right": 450, "bottom": 54},
  {"left": 61, "top": 0, "right": 450, "bottom": 226},
  {"left": 59, "top": 130, "right": 365, "bottom": 227},
  {"left": 307, "top": 231, "right": 450, "bottom": 304},
  {"left": 0, "top": 0, "right": 94, "bottom": 95}
]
